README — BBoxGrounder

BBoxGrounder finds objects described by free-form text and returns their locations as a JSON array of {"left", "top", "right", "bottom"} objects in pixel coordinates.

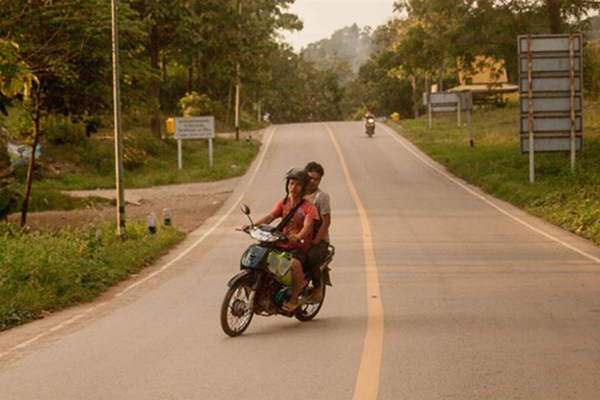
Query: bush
[
  {"left": 123, "top": 135, "right": 149, "bottom": 170},
  {"left": 179, "top": 92, "right": 217, "bottom": 117},
  {"left": 583, "top": 45, "right": 600, "bottom": 98},
  {"left": 43, "top": 115, "right": 87, "bottom": 145}
]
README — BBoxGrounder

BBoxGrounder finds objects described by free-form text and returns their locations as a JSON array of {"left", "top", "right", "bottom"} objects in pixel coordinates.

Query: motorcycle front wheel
[
  {"left": 220, "top": 279, "right": 254, "bottom": 337},
  {"left": 295, "top": 284, "right": 326, "bottom": 322}
]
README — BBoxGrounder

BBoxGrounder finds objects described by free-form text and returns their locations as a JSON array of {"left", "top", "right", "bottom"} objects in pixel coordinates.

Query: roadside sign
[
  {"left": 520, "top": 96, "right": 582, "bottom": 113},
  {"left": 423, "top": 91, "right": 472, "bottom": 129},
  {"left": 174, "top": 116, "right": 215, "bottom": 139},
  {"left": 518, "top": 34, "right": 581, "bottom": 53},
  {"left": 518, "top": 33, "right": 583, "bottom": 182},
  {"left": 521, "top": 137, "right": 582, "bottom": 152},
  {"left": 423, "top": 91, "right": 474, "bottom": 146},
  {"left": 172, "top": 116, "right": 216, "bottom": 169},
  {"left": 7, "top": 142, "right": 41, "bottom": 166}
]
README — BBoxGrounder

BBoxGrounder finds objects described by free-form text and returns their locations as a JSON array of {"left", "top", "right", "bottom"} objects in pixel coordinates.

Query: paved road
[{"left": 1, "top": 122, "right": 599, "bottom": 399}]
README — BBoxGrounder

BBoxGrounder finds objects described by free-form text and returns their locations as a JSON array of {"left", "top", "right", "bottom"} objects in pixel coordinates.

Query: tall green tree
[
  {"left": 261, "top": 44, "right": 343, "bottom": 123},
  {"left": 395, "top": 0, "right": 475, "bottom": 90},
  {"left": 127, "top": 0, "right": 190, "bottom": 137},
  {"left": 0, "top": 0, "right": 147, "bottom": 117}
]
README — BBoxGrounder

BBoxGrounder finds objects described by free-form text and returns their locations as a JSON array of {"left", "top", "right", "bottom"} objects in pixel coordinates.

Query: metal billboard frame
[{"left": 518, "top": 33, "right": 583, "bottom": 183}]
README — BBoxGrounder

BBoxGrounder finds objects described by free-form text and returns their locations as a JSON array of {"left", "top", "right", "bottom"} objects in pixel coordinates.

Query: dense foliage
[
  {"left": 328, "top": 1, "right": 598, "bottom": 120},
  {"left": 1, "top": 1, "right": 599, "bottom": 130}
]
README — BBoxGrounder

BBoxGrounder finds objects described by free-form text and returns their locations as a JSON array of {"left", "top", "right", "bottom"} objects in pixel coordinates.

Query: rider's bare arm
[
  {"left": 313, "top": 213, "right": 330, "bottom": 244},
  {"left": 291, "top": 216, "right": 314, "bottom": 243},
  {"left": 241, "top": 214, "right": 276, "bottom": 231}
]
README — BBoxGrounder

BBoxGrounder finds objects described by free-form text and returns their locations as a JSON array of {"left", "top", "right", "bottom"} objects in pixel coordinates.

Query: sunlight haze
[{"left": 283, "top": 0, "right": 399, "bottom": 51}]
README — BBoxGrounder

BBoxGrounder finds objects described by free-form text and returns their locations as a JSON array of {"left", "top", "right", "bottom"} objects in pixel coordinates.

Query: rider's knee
[{"left": 290, "top": 258, "right": 302, "bottom": 271}]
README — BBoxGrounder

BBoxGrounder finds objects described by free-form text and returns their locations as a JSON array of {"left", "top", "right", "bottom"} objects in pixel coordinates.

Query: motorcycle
[
  {"left": 365, "top": 116, "right": 375, "bottom": 137},
  {"left": 220, "top": 204, "right": 334, "bottom": 337}
]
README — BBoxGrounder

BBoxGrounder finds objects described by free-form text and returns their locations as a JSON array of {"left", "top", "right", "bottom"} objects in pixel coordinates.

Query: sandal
[{"left": 282, "top": 301, "right": 299, "bottom": 312}]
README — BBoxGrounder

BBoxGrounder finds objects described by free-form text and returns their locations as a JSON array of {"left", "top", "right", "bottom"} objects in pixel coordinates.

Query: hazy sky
[{"left": 282, "top": 0, "right": 399, "bottom": 51}]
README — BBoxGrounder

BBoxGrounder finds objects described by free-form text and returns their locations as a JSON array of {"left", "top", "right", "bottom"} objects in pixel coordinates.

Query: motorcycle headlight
[{"left": 367, "top": 118, "right": 374, "bottom": 123}]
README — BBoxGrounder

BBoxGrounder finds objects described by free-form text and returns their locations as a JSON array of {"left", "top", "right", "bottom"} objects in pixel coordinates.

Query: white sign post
[{"left": 173, "top": 116, "right": 216, "bottom": 170}]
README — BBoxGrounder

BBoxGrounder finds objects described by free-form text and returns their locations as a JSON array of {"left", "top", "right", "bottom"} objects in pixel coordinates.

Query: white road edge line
[
  {"left": 0, "top": 127, "right": 278, "bottom": 361},
  {"left": 380, "top": 123, "right": 600, "bottom": 265}
]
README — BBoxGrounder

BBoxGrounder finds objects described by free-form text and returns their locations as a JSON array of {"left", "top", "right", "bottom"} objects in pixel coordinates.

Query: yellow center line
[{"left": 324, "top": 123, "right": 384, "bottom": 400}]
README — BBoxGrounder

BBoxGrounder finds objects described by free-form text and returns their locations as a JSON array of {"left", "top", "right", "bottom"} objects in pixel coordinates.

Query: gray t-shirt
[{"left": 308, "top": 188, "right": 330, "bottom": 241}]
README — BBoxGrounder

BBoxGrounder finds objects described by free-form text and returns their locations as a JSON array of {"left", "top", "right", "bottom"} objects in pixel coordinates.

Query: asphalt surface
[{"left": 0, "top": 122, "right": 599, "bottom": 399}]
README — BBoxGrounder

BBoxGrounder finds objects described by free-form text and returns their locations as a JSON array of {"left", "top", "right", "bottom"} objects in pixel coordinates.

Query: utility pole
[
  {"left": 111, "top": 0, "right": 126, "bottom": 235},
  {"left": 235, "top": 0, "right": 242, "bottom": 141}
]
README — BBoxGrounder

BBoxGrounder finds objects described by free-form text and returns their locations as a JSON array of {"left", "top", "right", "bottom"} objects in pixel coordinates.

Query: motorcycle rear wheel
[
  {"left": 295, "top": 284, "right": 326, "bottom": 322},
  {"left": 221, "top": 279, "right": 254, "bottom": 337}
]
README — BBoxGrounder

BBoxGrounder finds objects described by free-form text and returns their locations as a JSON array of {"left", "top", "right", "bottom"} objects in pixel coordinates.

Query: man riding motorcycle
[
  {"left": 241, "top": 168, "right": 319, "bottom": 312},
  {"left": 364, "top": 110, "right": 376, "bottom": 136}
]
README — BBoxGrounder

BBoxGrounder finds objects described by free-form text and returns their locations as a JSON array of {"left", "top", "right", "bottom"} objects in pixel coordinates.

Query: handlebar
[{"left": 236, "top": 226, "right": 307, "bottom": 244}]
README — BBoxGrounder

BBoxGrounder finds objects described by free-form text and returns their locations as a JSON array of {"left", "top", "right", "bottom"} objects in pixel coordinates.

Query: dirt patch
[
  {"left": 5, "top": 129, "right": 267, "bottom": 232},
  {"left": 7, "top": 178, "right": 240, "bottom": 233}
]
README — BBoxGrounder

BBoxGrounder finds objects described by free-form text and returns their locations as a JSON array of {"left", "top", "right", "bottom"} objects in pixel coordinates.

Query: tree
[
  {"left": 260, "top": 44, "right": 343, "bottom": 123},
  {"left": 395, "top": 0, "right": 476, "bottom": 90},
  {"left": 388, "top": 19, "right": 440, "bottom": 117},
  {"left": 127, "top": 0, "right": 189, "bottom": 138},
  {"left": 0, "top": 40, "right": 37, "bottom": 118},
  {"left": 0, "top": 0, "right": 141, "bottom": 225},
  {"left": 0, "top": 38, "right": 39, "bottom": 225}
]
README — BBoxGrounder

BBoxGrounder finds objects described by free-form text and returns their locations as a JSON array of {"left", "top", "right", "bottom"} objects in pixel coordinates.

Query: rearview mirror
[{"left": 241, "top": 204, "right": 251, "bottom": 215}]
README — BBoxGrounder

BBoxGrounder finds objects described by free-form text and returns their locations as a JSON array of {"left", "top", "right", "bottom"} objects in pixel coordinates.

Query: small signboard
[
  {"left": 423, "top": 92, "right": 473, "bottom": 112},
  {"left": 520, "top": 96, "right": 582, "bottom": 113},
  {"left": 521, "top": 137, "right": 582, "bottom": 152},
  {"left": 172, "top": 116, "right": 216, "bottom": 170},
  {"left": 518, "top": 35, "right": 581, "bottom": 53},
  {"left": 174, "top": 116, "right": 215, "bottom": 140},
  {"left": 423, "top": 92, "right": 473, "bottom": 140},
  {"left": 7, "top": 142, "right": 41, "bottom": 166}
]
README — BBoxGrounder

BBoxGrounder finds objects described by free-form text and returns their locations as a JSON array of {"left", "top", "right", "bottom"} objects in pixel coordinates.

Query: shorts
[
  {"left": 308, "top": 241, "right": 329, "bottom": 266},
  {"left": 307, "top": 241, "right": 329, "bottom": 276},
  {"left": 289, "top": 248, "right": 308, "bottom": 266}
]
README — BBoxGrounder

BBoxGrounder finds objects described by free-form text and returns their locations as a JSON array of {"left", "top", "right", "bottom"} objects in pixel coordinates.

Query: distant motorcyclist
[{"left": 364, "top": 110, "right": 376, "bottom": 136}]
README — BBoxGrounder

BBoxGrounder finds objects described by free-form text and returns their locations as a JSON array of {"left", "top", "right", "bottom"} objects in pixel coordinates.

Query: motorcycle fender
[{"left": 227, "top": 269, "right": 253, "bottom": 288}]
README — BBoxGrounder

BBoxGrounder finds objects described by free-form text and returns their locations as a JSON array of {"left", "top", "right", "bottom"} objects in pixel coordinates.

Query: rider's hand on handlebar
[
  {"left": 288, "top": 233, "right": 303, "bottom": 244},
  {"left": 241, "top": 224, "right": 250, "bottom": 232}
]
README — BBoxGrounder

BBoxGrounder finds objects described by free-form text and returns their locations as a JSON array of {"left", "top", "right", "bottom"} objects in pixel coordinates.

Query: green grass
[
  {"left": 40, "top": 136, "right": 260, "bottom": 190},
  {"left": 388, "top": 101, "right": 600, "bottom": 245},
  {"left": 0, "top": 221, "right": 185, "bottom": 331}
]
